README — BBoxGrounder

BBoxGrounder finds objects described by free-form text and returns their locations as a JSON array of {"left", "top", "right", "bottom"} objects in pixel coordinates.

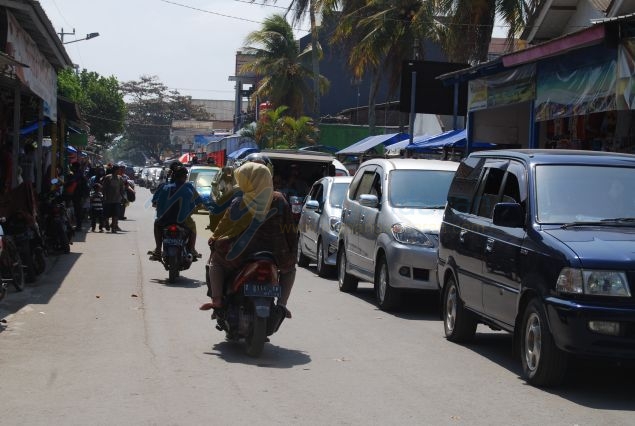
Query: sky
[{"left": 38, "top": 0, "right": 305, "bottom": 100}]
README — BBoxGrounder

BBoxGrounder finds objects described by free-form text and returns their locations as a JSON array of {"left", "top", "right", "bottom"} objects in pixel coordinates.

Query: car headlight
[
  {"left": 329, "top": 217, "right": 341, "bottom": 232},
  {"left": 390, "top": 224, "right": 434, "bottom": 247},
  {"left": 556, "top": 267, "right": 631, "bottom": 297}
]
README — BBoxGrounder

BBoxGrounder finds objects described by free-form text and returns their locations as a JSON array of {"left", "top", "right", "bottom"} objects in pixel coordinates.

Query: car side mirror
[
  {"left": 492, "top": 202, "right": 524, "bottom": 228},
  {"left": 359, "top": 194, "right": 379, "bottom": 208},
  {"left": 305, "top": 199, "right": 320, "bottom": 211}
]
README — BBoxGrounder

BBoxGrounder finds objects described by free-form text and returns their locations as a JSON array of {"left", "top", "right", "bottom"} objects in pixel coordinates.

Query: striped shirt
[{"left": 90, "top": 191, "right": 104, "bottom": 211}]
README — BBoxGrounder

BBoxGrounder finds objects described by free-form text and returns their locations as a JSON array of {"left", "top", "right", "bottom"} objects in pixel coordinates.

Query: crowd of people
[{"left": 57, "top": 161, "right": 136, "bottom": 234}]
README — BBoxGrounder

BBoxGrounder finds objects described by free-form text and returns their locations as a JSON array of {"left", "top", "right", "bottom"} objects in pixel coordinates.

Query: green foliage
[
  {"left": 57, "top": 68, "right": 126, "bottom": 146},
  {"left": 118, "top": 75, "right": 211, "bottom": 161},
  {"left": 241, "top": 14, "right": 329, "bottom": 118},
  {"left": 282, "top": 115, "right": 318, "bottom": 148}
]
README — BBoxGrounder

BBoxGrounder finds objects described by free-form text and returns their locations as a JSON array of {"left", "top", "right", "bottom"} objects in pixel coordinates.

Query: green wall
[{"left": 318, "top": 124, "right": 399, "bottom": 149}]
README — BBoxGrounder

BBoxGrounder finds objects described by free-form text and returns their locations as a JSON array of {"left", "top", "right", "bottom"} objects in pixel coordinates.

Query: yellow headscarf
[{"left": 211, "top": 162, "right": 273, "bottom": 241}]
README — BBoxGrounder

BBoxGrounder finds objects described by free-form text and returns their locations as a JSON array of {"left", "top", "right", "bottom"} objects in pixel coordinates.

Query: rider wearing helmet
[{"left": 150, "top": 165, "right": 212, "bottom": 260}]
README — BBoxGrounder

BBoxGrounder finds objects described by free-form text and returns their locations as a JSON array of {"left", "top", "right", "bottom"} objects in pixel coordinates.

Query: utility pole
[{"left": 58, "top": 28, "right": 75, "bottom": 44}]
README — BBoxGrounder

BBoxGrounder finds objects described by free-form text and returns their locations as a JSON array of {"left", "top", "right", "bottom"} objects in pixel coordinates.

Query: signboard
[
  {"left": 5, "top": 11, "right": 58, "bottom": 121},
  {"left": 399, "top": 61, "right": 469, "bottom": 115},
  {"left": 468, "top": 64, "right": 535, "bottom": 112}
]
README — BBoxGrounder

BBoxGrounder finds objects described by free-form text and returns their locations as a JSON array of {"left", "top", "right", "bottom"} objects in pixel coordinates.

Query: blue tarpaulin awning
[
  {"left": 406, "top": 129, "right": 497, "bottom": 152},
  {"left": 227, "top": 147, "right": 259, "bottom": 160},
  {"left": 336, "top": 132, "right": 410, "bottom": 155}
]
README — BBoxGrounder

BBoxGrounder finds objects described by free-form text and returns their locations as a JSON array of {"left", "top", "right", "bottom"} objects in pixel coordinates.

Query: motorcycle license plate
[
  {"left": 244, "top": 283, "right": 281, "bottom": 298},
  {"left": 163, "top": 238, "right": 183, "bottom": 246}
]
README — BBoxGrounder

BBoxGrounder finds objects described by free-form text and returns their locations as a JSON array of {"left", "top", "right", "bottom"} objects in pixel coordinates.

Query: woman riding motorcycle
[{"left": 201, "top": 160, "right": 297, "bottom": 317}]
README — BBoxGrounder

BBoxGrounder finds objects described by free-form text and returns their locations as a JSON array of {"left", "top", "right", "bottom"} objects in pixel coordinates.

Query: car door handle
[
  {"left": 459, "top": 229, "right": 467, "bottom": 243},
  {"left": 486, "top": 238, "right": 494, "bottom": 252}
]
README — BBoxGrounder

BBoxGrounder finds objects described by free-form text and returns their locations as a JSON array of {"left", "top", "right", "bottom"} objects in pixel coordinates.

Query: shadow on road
[
  {"left": 148, "top": 277, "right": 204, "bottom": 288},
  {"left": 0, "top": 252, "right": 81, "bottom": 330},
  {"left": 458, "top": 331, "right": 635, "bottom": 409},
  {"left": 205, "top": 341, "right": 311, "bottom": 368}
]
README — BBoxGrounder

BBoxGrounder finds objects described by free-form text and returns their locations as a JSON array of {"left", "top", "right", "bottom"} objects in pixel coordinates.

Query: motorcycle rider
[
  {"left": 149, "top": 165, "right": 215, "bottom": 260},
  {"left": 201, "top": 160, "right": 297, "bottom": 317}
]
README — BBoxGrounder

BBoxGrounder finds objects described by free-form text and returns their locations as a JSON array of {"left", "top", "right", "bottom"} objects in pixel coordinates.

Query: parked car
[
  {"left": 438, "top": 149, "right": 635, "bottom": 387},
  {"left": 188, "top": 165, "right": 220, "bottom": 213},
  {"left": 337, "top": 158, "right": 459, "bottom": 310},
  {"left": 297, "top": 175, "right": 353, "bottom": 277}
]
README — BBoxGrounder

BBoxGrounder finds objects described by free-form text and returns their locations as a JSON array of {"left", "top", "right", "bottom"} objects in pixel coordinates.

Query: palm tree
[
  {"left": 256, "top": 105, "right": 289, "bottom": 149},
  {"left": 252, "top": 0, "right": 334, "bottom": 119},
  {"left": 282, "top": 115, "right": 318, "bottom": 148},
  {"left": 331, "top": 0, "right": 436, "bottom": 133},
  {"left": 241, "top": 14, "right": 329, "bottom": 118},
  {"left": 432, "top": 0, "right": 538, "bottom": 64}
]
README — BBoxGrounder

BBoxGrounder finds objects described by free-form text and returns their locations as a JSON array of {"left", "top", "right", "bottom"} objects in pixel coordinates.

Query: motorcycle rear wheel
[
  {"left": 246, "top": 316, "right": 267, "bottom": 357},
  {"left": 168, "top": 256, "right": 179, "bottom": 283}
]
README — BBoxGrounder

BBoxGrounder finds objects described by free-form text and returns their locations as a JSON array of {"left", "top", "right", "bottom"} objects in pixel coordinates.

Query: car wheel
[
  {"left": 316, "top": 239, "right": 332, "bottom": 278},
  {"left": 337, "top": 248, "right": 358, "bottom": 292},
  {"left": 520, "top": 298, "right": 568, "bottom": 387},
  {"left": 443, "top": 276, "right": 476, "bottom": 342},
  {"left": 296, "top": 235, "right": 310, "bottom": 267},
  {"left": 375, "top": 256, "right": 400, "bottom": 310}
]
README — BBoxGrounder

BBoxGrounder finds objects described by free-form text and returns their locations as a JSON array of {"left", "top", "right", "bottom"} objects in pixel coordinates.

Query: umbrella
[{"left": 179, "top": 152, "right": 197, "bottom": 164}]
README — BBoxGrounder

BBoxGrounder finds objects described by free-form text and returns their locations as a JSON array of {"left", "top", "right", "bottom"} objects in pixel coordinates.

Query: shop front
[{"left": 439, "top": 15, "right": 635, "bottom": 155}]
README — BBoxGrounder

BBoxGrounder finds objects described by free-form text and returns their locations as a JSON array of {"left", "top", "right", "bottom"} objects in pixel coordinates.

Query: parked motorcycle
[
  {"left": 0, "top": 217, "right": 25, "bottom": 300},
  {"left": 39, "top": 184, "right": 72, "bottom": 254},
  {"left": 4, "top": 211, "right": 46, "bottom": 282},
  {"left": 151, "top": 223, "right": 193, "bottom": 283},
  {"left": 205, "top": 251, "right": 287, "bottom": 357}
]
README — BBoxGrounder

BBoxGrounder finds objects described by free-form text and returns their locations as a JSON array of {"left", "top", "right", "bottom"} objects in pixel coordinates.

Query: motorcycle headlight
[
  {"left": 557, "top": 267, "right": 631, "bottom": 297},
  {"left": 391, "top": 223, "right": 433, "bottom": 247},
  {"left": 329, "top": 217, "right": 341, "bottom": 233}
]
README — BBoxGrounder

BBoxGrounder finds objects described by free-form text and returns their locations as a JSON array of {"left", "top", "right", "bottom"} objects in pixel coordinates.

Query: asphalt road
[{"left": 1, "top": 187, "right": 634, "bottom": 425}]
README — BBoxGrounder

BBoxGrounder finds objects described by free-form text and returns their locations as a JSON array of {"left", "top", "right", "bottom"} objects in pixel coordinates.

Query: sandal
[
  {"left": 199, "top": 300, "right": 222, "bottom": 311},
  {"left": 278, "top": 304, "right": 292, "bottom": 319},
  {"left": 148, "top": 249, "right": 161, "bottom": 261}
]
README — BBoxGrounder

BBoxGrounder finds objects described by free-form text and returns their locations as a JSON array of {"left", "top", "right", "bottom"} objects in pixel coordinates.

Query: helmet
[
  {"left": 242, "top": 153, "right": 273, "bottom": 174},
  {"left": 172, "top": 166, "right": 188, "bottom": 180}
]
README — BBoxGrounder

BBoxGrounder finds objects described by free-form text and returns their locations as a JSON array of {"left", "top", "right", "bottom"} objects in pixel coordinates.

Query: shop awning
[
  {"left": 227, "top": 147, "right": 259, "bottom": 160},
  {"left": 336, "top": 132, "right": 409, "bottom": 155},
  {"left": 406, "top": 129, "right": 497, "bottom": 152}
]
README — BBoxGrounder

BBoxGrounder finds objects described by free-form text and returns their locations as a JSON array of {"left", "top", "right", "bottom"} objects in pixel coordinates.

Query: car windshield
[
  {"left": 536, "top": 164, "right": 635, "bottom": 223},
  {"left": 191, "top": 171, "right": 217, "bottom": 188},
  {"left": 389, "top": 169, "right": 455, "bottom": 208},
  {"left": 329, "top": 183, "right": 349, "bottom": 208}
]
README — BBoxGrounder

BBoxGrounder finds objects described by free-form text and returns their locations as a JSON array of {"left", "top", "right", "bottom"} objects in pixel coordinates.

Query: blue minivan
[{"left": 438, "top": 149, "right": 635, "bottom": 387}]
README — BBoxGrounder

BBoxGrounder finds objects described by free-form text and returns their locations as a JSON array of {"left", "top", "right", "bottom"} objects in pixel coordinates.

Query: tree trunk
[
  {"left": 310, "top": 4, "right": 320, "bottom": 120},
  {"left": 368, "top": 69, "right": 382, "bottom": 135}
]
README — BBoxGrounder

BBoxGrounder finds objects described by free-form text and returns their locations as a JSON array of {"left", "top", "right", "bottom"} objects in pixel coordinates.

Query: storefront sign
[
  {"left": 5, "top": 11, "right": 58, "bottom": 121},
  {"left": 617, "top": 38, "right": 635, "bottom": 110},
  {"left": 535, "top": 54, "right": 616, "bottom": 121},
  {"left": 468, "top": 64, "right": 535, "bottom": 112}
]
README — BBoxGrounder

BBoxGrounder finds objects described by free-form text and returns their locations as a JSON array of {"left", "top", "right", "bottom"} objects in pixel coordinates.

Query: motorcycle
[
  {"left": 39, "top": 184, "right": 72, "bottom": 254},
  {"left": 206, "top": 251, "right": 287, "bottom": 357},
  {"left": 4, "top": 211, "right": 46, "bottom": 283},
  {"left": 0, "top": 217, "right": 25, "bottom": 300},
  {"left": 153, "top": 223, "right": 193, "bottom": 283}
]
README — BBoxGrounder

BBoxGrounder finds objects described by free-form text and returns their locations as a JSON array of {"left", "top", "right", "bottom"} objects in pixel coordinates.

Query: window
[
  {"left": 473, "top": 159, "right": 508, "bottom": 218},
  {"left": 447, "top": 157, "right": 485, "bottom": 213},
  {"left": 355, "top": 171, "right": 378, "bottom": 200}
]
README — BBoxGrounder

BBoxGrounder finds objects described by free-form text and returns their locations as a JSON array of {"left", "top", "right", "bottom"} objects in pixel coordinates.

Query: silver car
[
  {"left": 297, "top": 176, "right": 353, "bottom": 277},
  {"left": 336, "top": 158, "right": 459, "bottom": 310}
]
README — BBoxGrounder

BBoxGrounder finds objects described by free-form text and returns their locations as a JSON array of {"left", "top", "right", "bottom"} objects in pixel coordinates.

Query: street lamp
[{"left": 63, "top": 32, "right": 100, "bottom": 45}]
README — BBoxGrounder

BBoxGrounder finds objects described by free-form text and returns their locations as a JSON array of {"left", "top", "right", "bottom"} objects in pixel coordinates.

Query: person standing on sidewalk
[
  {"left": 101, "top": 165, "right": 125, "bottom": 233},
  {"left": 89, "top": 183, "right": 106, "bottom": 232}
]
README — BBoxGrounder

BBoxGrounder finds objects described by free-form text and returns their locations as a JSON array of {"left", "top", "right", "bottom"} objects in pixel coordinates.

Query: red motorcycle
[{"left": 206, "top": 251, "right": 287, "bottom": 357}]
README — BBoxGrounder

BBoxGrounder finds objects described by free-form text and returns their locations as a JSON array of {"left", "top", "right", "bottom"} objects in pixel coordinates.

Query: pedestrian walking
[{"left": 101, "top": 165, "right": 126, "bottom": 233}]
